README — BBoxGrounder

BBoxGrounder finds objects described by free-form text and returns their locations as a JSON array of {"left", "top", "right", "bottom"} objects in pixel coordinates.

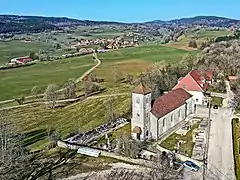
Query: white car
[{"left": 182, "top": 160, "right": 200, "bottom": 172}]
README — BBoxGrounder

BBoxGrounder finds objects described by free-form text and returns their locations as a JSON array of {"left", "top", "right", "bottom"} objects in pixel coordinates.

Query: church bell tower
[{"left": 131, "top": 80, "right": 152, "bottom": 141}]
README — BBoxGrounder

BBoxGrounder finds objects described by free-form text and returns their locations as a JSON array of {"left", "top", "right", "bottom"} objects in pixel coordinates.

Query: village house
[
  {"left": 131, "top": 82, "right": 195, "bottom": 141},
  {"left": 172, "top": 70, "right": 213, "bottom": 105},
  {"left": 9, "top": 56, "right": 33, "bottom": 65}
]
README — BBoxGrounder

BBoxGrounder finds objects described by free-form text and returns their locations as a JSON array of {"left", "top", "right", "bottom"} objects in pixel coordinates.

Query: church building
[{"left": 131, "top": 82, "right": 195, "bottom": 141}]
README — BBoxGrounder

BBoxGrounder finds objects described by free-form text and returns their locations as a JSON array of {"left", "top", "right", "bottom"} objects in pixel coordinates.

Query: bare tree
[
  {"left": 113, "top": 69, "right": 124, "bottom": 83},
  {"left": 103, "top": 96, "right": 117, "bottom": 121},
  {"left": 31, "top": 85, "right": 41, "bottom": 98},
  {"left": 125, "top": 73, "right": 134, "bottom": 84},
  {"left": 84, "top": 80, "right": 101, "bottom": 97},
  {"left": 64, "top": 79, "right": 76, "bottom": 99},
  {"left": 44, "top": 84, "right": 58, "bottom": 109},
  {"left": 83, "top": 152, "right": 182, "bottom": 180},
  {"left": 0, "top": 111, "right": 78, "bottom": 180},
  {"left": 115, "top": 133, "right": 142, "bottom": 158},
  {"left": 0, "top": 110, "right": 28, "bottom": 180}
]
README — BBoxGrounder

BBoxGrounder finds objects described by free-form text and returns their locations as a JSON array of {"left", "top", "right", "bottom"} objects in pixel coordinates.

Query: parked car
[
  {"left": 182, "top": 160, "right": 200, "bottom": 172},
  {"left": 213, "top": 105, "right": 218, "bottom": 109}
]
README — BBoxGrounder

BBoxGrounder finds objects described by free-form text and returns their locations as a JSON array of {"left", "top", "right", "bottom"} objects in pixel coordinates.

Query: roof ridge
[{"left": 188, "top": 73, "right": 204, "bottom": 92}]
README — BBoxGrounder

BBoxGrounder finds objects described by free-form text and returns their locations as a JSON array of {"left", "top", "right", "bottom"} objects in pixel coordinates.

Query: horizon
[
  {"left": 0, "top": 13, "right": 239, "bottom": 23},
  {"left": 1, "top": 0, "right": 240, "bottom": 23}
]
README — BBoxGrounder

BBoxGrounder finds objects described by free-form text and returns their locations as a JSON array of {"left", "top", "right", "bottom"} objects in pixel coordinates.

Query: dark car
[{"left": 213, "top": 105, "right": 218, "bottom": 109}]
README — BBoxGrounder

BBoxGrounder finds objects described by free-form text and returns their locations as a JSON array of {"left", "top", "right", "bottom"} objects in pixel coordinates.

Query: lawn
[
  {"left": 0, "top": 40, "right": 51, "bottom": 64},
  {"left": 6, "top": 94, "right": 130, "bottom": 151},
  {"left": 232, "top": 118, "right": 240, "bottom": 180},
  {"left": 0, "top": 55, "right": 95, "bottom": 101},
  {"left": 211, "top": 96, "right": 224, "bottom": 107},
  {"left": 160, "top": 122, "right": 200, "bottom": 157}
]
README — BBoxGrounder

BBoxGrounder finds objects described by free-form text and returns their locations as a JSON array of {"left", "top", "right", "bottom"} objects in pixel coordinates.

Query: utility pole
[{"left": 203, "top": 96, "right": 212, "bottom": 180}]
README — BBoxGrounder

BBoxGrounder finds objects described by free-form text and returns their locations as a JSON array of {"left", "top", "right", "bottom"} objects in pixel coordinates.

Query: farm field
[
  {"left": 0, "top": 55, "right": 95, "bottom": 101},
  {"left": 96, "top": 45, "right": 195, "bottom": 82},
  {"left": 166, "top": 30, "right": 231, "bottom": 50},
  {"left": 0, "top": 40, "right": 51, "bottom": 64},
  {"left": 0, "top": 45, "right": 193, "bottom": 101}
]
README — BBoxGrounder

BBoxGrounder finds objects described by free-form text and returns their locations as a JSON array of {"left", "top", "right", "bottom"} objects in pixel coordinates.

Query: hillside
[
  {"left": 0, "top": 15, "right": 240, "bottom": 34},
  {"left": 147, "top": 16, "right": 240, "bottom": 27},
  {"left": 0, "top": 15, "right": 125, "bottom": 34}
]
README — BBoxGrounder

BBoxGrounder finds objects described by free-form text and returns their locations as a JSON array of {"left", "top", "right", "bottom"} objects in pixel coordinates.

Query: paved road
[
  {"left": 207, "top": 107, "right": 235, "bottom": 180},
  {"left": 182, "top": 168, "right": 203, "bottom": 180},
  {"left": 206, "top": 81, "right": 236, "bottom": 180}
]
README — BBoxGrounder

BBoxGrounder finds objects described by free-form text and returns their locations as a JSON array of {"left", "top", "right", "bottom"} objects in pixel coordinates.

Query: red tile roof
[
  {"left": 133, "top": 83, "right": 151, "bottom": 95},
  {"left": 173, "top": 74, "right": 204, "bottom": 92},
  {"left": 173, "top": 69, "right": 213, "bottom": 92},
  {"left": 151, "top": 88, "right": 192, "bottom": 118}
]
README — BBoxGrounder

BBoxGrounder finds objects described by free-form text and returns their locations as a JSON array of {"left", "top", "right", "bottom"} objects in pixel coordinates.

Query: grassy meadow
[
  {"left": 96, "top": 45, "right": 195, "bottom": 82},
  {"left": 7, "top": 94, "right": 130, "bottom": 151},
  {"left": 0, "top": 40, "right": 51, "bottom": 64},
  {"left": 166, "top": 30, "right": 232, "bottom": 50},
  {"left": 0, "top": 55, "right": 95, "bottom": 101},
  {"left": 1, "top": 44, "right": 194, "bottom": 151}
]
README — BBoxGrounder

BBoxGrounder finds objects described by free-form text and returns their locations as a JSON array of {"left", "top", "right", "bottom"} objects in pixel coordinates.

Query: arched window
[
  {"left": 163, "top": 118, "right": 166, "bottom": 127},
  {"left": 171, "top": 114, "right": 174, "bottom": 122}
]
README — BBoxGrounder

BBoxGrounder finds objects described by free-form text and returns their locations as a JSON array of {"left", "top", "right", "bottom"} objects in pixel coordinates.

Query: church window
[
  {"left": 163, "top": 118, "right": 166, "bottom": 127},
  {"left": 182, "top": 84, "right": 186, "bottom": 89},
  {"left": 171, "top": 114, "right": 174, "bottom": 122},
  {"left": 137, "top": 113, "right": 140, "bottom": 117},
  {"left": 178, "top": 110, "right": 181, "bottom": 118}
]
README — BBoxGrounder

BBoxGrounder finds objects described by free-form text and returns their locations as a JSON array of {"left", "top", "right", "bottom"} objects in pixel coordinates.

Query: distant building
[
  {"left": 228, "top": 76, "right": 238, "bottom": 81},
  {"left": 10, "top": 56, "right": 33, "bottom": 64},
  {"left": 131, "top": 82, "right": 194, "bottom": 141}
]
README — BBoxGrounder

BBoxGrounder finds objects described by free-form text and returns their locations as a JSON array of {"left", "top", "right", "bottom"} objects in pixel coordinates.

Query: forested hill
[
  {"left": 0, "top": 15, "right": 125, "bottom": 34},
  {"left": 146, "top": 16, "right": 240, "bottom": 27},
  {"left": 0, "top": 15, "right": 240, "bottom": 34}
]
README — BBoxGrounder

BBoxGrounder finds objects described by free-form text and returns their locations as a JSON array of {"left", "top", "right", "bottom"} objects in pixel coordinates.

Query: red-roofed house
[
  {"left": 131, "top": 82, "right": 194, "bottom": 141},
  {"left": 10, "top": 56, "right": 33, "bottom": 65},
  {"left": 172, "top": 69, "right": 213, "bottom": 105}
]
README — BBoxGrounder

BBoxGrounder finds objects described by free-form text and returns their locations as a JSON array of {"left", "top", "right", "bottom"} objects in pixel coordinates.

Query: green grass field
[
  {"left": 95, "top": 45, "right": 195, "bottom": 83},
  {"left": 0, "top": 55, "right": 95, "bottom": 101},
  {"left": 0, "top": 45, "right": 192, "bottom": 101},
  {"left": 197, "top": 30, "right": 230, "bottom": 38},
  {"left": 0, "top": 44, "right": 194, "bottom": 151},
  {"left": 0, "top": 40, "right": 51, "bottom": 64},
  {"left": 7, "top": 94, "right": 130, "bottom": 151},
  {"left": 167, "top": 30, "right": 231, "bottom": 51}
]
